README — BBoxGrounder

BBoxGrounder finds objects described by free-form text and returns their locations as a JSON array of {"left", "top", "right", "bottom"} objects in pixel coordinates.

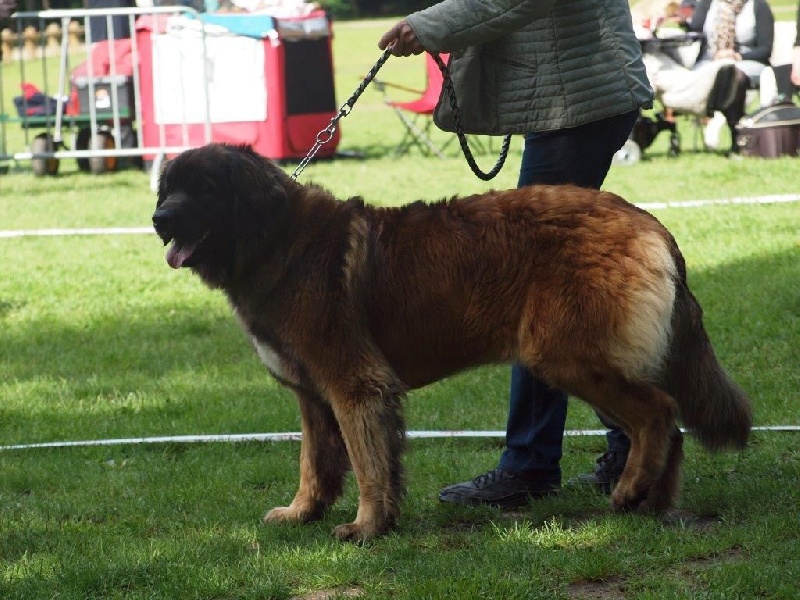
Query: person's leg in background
[
  {"left": 720, "top": 68, "right": 751, "bottom": 153},
  {"left": 707, "top": 62, "right": 765, "bottom": 153},
  {"left": 439, "top": 110, "right": 638, "bottom": 508},
  {"left": 758, "top": 64, "right": 800, "bottom": 106}
]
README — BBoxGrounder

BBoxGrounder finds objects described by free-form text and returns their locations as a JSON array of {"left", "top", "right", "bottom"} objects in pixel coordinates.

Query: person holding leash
[{"left": 379, "top": 0, "right": 654, "bottom": 509}]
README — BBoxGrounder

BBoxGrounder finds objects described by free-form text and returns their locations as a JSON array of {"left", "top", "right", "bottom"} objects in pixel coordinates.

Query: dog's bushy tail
[{"left": 662, "top": 279, "right": 752, "bottom": 451}]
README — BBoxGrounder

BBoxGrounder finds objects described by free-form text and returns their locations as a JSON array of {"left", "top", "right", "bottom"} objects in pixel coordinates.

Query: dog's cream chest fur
[
  {"left": 253, "top": 338, "right": 285, "bottom": 377},
  {"left": 234, "top": 311, "right": 298, "bottom": 386}
]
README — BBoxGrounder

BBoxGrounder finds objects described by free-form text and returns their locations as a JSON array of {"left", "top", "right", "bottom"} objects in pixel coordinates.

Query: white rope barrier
[
  {"left": 635, "top": 193, "right": 800, "bottom": 210},
  {"left": 0, "top": 227, "right": 154, "bottom": 239},
  {"left": 1, "top": 426, "right": 797, "bottom": 452},
  {"left": 0, "top": 194, "right": 799, "bottom": 240}
]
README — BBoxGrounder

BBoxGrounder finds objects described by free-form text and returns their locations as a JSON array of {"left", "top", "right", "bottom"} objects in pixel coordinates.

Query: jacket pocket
[
  {"left": 484, "top": 52, "right": 537, "bottom": 76},
  {"left": 433, "top": 46, "right": 501, "bottom": 135}
]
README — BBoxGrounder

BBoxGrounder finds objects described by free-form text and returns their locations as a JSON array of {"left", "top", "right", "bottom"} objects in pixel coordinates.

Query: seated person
[
  {"left": 760, "top": 0, "right": 800, "bottom": 104},
  {"left": 795, "top": 0, "right": 800, "bottom": 87},
  {"left": 688, "top": 0, "right": 774, "bottom": 86},
  {"left": 795, "top": 24, "right": 800, "bottom": 87},
  {"left": 643, "top": 0, "right": 774, "bottom": 151}
]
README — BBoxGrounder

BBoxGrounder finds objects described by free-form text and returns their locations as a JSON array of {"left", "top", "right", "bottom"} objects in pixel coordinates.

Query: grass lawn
[{"left": 1, "top": 14, "right": 799, "bottom": 600}]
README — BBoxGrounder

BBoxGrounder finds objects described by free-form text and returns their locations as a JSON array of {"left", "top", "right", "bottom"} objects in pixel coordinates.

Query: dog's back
[
  {"left": 358, "top": 184, "right": 749, "bottom": 449},
  {"left": 355, "top": 185, "right": 678, "bottom": 389}
]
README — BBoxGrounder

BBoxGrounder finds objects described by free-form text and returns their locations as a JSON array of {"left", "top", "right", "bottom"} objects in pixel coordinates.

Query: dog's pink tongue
[{"left": 166, "top": 241, "right": 195, "bottom": 269}]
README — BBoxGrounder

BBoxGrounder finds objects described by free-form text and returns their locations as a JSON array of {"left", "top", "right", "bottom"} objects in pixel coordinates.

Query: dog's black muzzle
[
  {"left": 152, "top": 208, "right": 175, "bottom": 246},
  {"left": 152, "top": 208, "right": 174, "bottom": 230}
]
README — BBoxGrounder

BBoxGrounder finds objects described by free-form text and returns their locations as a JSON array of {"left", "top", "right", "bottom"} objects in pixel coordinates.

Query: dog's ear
[
  {"left": 227, "top": 146, "right": 290, "bottom": 241},
  {"left": 156, "top": 157, "right": 174, "bottom": 207}
]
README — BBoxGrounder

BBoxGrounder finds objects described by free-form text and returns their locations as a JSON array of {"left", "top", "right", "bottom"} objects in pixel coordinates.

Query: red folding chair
[{"left": 374, "top": 52, "right": 450, "bottom": 159}]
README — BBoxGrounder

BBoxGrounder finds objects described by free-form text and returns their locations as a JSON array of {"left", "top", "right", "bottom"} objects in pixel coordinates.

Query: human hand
[
  {"left": 378, "top": 19, "right": 425, "bottom": 56},
  {"left": 792, "top": 48, "right": 800, "bottom": 86},
  {"left": 714, "top": 48, "right": 740, "bottom": 61}
]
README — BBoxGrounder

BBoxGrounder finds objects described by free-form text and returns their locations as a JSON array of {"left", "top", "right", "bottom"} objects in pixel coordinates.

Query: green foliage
[
  {"left": 317, "top": 0, "right": 359, "bottom": 19},
  {"left": 318, "top": 0, "right": 441, "bottom": 19}
]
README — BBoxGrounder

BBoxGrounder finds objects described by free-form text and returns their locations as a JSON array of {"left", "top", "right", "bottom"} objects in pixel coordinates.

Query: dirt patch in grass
[
  {"left": 680, "top": 546, "right": 745, "bottom": 572},
  {"left": 670, "top": 546, "right": 745, "bottom": 592},
  {"left": 567, "top": 576, "right": 627, "bottom": 599},
  {"left": 660, "top": 509, "right": 722, "bottom": 532},
  {"left": 293, "top": 587, "right": 364, "bottom": 600}
]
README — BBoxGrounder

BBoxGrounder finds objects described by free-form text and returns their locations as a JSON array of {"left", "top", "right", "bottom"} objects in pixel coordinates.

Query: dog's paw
[
  {"left": 610, "top": 482, "right": 650, "bottom": 512},
  {"left": 263, "top": 505, "right": 311, "bottom": 524},
  {"left": 333, "top": 521, "right": 382, "bottom": 543},
  {"left": 612, "top": 488, "right": 673, "bottom": 513}
]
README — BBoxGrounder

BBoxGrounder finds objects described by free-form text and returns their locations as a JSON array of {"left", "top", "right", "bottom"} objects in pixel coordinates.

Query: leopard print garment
[{"left": 709, "top": 0, "right": 747, "bottom": 57}]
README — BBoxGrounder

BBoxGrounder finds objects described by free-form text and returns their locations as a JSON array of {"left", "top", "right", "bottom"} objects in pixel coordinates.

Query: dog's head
[{"left": 153, "top": 144, "right": 290, "bottom": 287}]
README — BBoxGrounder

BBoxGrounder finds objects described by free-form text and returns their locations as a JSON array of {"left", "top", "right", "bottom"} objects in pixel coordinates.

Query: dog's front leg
[
  {"left": 327, "top": 376, "right": 406, "bottom": 542},
  {"left": 264, "top": 389, "right": 349, "bottom": 525}
]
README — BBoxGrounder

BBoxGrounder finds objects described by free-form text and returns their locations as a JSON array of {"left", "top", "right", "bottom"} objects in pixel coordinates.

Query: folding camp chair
[{"left": 374, "top": 52, "right": 450, "bottom": 159}]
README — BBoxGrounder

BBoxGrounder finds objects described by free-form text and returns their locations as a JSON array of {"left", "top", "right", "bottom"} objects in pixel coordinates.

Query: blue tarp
[{"left": 197, "top": 13, "right": 275, "bottom": 39}]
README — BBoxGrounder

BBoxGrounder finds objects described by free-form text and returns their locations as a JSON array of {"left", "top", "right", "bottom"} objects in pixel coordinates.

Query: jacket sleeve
[
  {"left": 740, "top": 0, "right": 774, "bottom": 63},
  {"left": 406, "top": 0, "right": 557, "bottom": 53}
]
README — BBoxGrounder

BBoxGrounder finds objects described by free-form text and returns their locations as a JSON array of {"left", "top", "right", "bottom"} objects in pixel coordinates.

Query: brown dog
[{"left": 153, "top": 143, "right": 752, "bottom": 541}]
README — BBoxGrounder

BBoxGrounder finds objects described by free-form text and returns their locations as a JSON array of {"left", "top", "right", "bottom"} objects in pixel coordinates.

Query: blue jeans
[{"left": 498, "top": 110, "right": 639, "bottom": 481}]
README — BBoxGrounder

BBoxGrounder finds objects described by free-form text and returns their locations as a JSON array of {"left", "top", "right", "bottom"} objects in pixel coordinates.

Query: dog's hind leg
[
  {"left": 264, "top": 390, "right": 350, "bottom": 525},
  {"left": 324, "top": 372, "right": 407, "bottom": 542},
  {"left": 644, "top": 425, "right": 684, "bottom": 512},
  {"left": 577, "top": 375, "right": 681, "bottom": 512}
]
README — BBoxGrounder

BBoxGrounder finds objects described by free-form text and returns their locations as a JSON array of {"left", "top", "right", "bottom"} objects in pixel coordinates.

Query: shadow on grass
[
  {"left": 0, "top": 306, "right": 295, "bottom": 443},
  {"left": 1, "top": 306, "right": 248, "bottom": 382}
]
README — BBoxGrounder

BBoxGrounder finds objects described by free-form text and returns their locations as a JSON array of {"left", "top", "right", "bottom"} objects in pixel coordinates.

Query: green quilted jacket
[{"left": 407, "top": 0, "right": 654, "bottom": 134}]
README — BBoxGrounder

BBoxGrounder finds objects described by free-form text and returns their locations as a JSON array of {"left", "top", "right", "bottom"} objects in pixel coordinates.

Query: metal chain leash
[
  {"left": 430, "top": 53, "right": 511, "bottom": 181},
  {"left": 292, "top": 47, "right": 510, "bottom": 181},
  {"left": 291, "top": 45, "right": 395, "bottom": 180}
]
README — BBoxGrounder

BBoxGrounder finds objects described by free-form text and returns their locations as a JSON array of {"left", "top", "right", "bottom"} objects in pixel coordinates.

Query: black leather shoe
[
  {"left": 438, "top": 467, "right": 559, "bottom": 509},
  {"left": 570, "top": 450, "right": 628, "bottom": 494}
]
